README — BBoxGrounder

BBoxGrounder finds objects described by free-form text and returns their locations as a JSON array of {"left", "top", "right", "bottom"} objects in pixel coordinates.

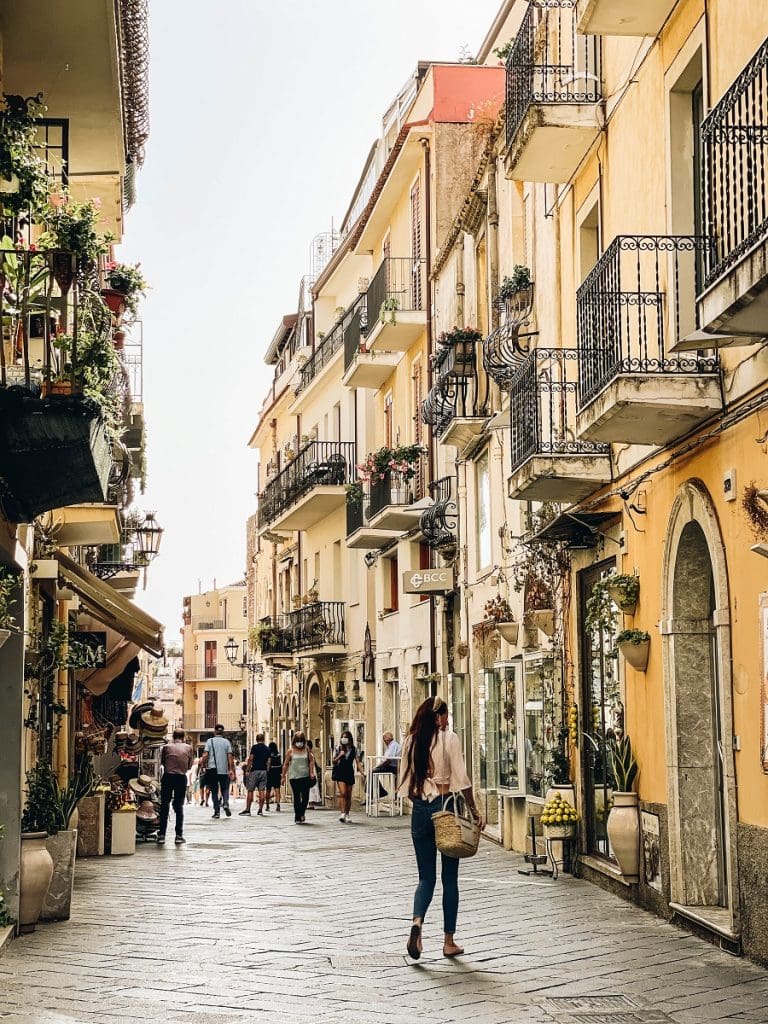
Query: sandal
[
  {"left": 406, "top": 924, "right": 422, "bottom": 960},
  {"left": 443, "top": 943, "right": 464, "bottom": 958}
]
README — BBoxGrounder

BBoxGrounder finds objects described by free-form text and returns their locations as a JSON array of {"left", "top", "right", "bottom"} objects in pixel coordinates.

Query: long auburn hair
[{"left": 404, "top": 696, "right": 447, "bottom": 799}]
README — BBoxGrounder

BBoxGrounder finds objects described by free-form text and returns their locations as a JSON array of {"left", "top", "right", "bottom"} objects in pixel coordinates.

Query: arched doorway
[
  {"left": 307, "top": 674, "right": 324, "bottom": 764},
  {"left": 662, "top": 481, "right": 740, "bottom": 933}
]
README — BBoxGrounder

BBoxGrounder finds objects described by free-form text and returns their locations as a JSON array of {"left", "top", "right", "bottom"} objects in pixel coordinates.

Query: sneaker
[
  {"left": 238, "top": 810, "right": 251, "bottom": 816},
  {"left": 339, "top": 814, "right": 346, "bottom": 822},
  {"left": 175, "top": 836, "right": 186, "bottom": 845},
  {"left": 257, "top": 809, "right": 263, "bottom": 816},
  {"left": 157, "top": 834, "right": 166, "bottom": 843},
  {"left": 262, "top": 807, "right": 269, "bottom": 813},
  {"left": 345, "top": 815, "right": 352, "bottom": 823},
  {"left": 212, "top": 812, "right": 220, "bottom": 819},
  {"left": 224, "top": 807, "right": 232, "bottom": 817}
]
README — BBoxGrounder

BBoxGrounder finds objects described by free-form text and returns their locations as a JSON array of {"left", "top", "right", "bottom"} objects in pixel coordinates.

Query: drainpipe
[
  {"left": 420, "top": 136, "right": 437, "bottom": 677},
  {"left": 487, "top": 157, "right": 500, "bottom": 332},
  {"left": 456, "top": 235, "right": 466, "bottom": 325}
]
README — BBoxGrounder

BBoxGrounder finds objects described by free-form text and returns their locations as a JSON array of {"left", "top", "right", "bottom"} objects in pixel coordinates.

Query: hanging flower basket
[
  {"left": 617, "top": 631, "right": 650, "bottom": 672},
  {"left": 528, "top": 609, "right": 555, "bottom": 636},
  {"left": 495, "top": 621, "right": 519, "bottom": 645},
  {"left": 0, "top": 391, "right": 112, "bottom": 522}
]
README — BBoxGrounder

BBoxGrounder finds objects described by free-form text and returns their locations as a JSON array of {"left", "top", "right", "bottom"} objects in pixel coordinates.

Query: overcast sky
[{"left": 118, "top": 0, "right": 501, "bottom": 641}]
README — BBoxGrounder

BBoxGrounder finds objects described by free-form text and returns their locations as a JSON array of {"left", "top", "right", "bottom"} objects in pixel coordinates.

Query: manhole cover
[
  {"left": 546, "top": 998, "right": 640, "bottom": 1012},
  {"left": 329, "top": 954, "right": 407, "bottom": 968}
]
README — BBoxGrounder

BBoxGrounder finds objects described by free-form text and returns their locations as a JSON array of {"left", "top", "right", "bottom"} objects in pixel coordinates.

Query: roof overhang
[
  {"left": 532, "top": 510, "right": 620, "bottom": 548},
  {"left": 54, "top": 550, "right": 164, "bottom": 656}
]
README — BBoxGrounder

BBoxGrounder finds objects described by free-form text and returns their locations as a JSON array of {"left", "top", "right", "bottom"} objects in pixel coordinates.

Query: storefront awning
[
  {"left": 54, "top": 551, "right": 164, "bottom": 657},
  {"left": 76, "top": 614, "right": 141, "bottom": 695}
]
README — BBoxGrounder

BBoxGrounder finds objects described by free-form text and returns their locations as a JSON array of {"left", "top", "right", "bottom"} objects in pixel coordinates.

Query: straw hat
[
  {"left": 129, "top": 775, "right": 158, "bottom": 798},
  {"left": 140, "top": 705, "right": 168, "bottom": 732},
  {"left": 128, "top": 701, "right": 154, "bottom": 730},
  {"left": 136, "top": 799, "right": 159, "bottom": 822},
  {"left": 121, "top": 733, "right": 144, "bottom": 755}
]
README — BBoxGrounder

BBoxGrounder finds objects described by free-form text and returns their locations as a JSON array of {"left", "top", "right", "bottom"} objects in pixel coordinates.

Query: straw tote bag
[{"left": 433, "top": 793, "right": 481, "bottom": 859}]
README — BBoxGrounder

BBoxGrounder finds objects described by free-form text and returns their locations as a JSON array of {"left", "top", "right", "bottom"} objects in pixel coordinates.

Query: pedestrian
[
  {"left": 158, "top": 729, "right": 194, "bottom": 845},
  {"left": 397, "top": 695, "right": 484, "bottom": 960},
  {"left": 371, "top": 730, "right": 402, "bottom": 799},
  {"left": 200, "top": 723, "right": 235, "bottom": 819},
  {"left": 281, "top": 731, "right": 316, "bottom": 824},
  {"left": 240, "top": 732, "right": 271, "bottom": 816},
  {"left": 266, "top": 741, "right": 282, "bottom": 811},
  {"left": 331, "top": 728, "right": 363, "bottom": 823},
  {"left": 307, "top": 739, "right": 321, "bottom": 808}
]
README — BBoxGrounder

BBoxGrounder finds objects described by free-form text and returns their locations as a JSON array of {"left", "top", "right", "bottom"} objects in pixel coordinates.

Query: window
[
  {"left": 476, "top": 449, "right": 491, "bottom": 569},
  {"left": 384, "top": 392, "right": 394, "bottom": 448},
  {"left": 242, "top": 689, "right": 247, "bottom": 715},
  {"left": 386, "top": 554, "right": 399, "bottom": 612},
  {"left": 523, "top": 655, "right": 556, "bottom": 798},
  {"left": 449, "top": 673, "right": 468, "bottom": 763},
  {"left": 204, "top": 690, "right": 218, "bottom": 728},
  {"left": 204, "top": 641, "right": 217, "bottom": 679},
  {"left": 410, "top": 178, "right": 422, "bottom": 308}
]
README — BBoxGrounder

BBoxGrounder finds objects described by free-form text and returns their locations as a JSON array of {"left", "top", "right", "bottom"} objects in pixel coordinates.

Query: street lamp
[
  {"left": 134, "top": 511, "right": 164, "bottom": 562},
  {"left": 225, "top": 637, "right": 264, "bottom": 749}
]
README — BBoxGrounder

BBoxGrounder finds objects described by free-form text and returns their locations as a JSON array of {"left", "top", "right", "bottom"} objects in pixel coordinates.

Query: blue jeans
[{"left": 411, "top": 796, "right": 459, "bottom": 933}]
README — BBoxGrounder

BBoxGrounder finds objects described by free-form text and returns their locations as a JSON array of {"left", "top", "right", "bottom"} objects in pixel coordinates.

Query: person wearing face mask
[
  {"left": 281, "top": 732, "right": 316, "bottom": 824},
  {"left": 331, "top": 728, "right": 363, "bottom": 823}
]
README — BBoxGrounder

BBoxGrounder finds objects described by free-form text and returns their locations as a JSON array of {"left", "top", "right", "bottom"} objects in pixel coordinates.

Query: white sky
[{"left": 118, "top": 0, "right": 502, "bottom": 641}]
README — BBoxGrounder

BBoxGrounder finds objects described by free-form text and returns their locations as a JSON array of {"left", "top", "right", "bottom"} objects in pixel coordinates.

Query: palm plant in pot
[
  {"left": 606, "top": 734, "right": 640, "bottom": 882},
  {"left": 616, "top": 629, "right": 650, "bottom": 672}
]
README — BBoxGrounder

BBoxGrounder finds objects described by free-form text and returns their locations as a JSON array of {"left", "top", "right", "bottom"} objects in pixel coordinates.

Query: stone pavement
[{"left": 1, "top": 799, "right": 767, "bottom": 1024}]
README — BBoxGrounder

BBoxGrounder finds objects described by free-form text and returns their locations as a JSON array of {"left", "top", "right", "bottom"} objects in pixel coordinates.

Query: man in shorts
[{"left": 240, "top": 732, "right": 271, "bottom": 816}]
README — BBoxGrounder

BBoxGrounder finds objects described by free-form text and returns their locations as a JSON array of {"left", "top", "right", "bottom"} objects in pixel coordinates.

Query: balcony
[
  {"left": 345, "top": 490, "right": 401, "bottom": 549},
  {"left": 367, "top": 469, "right": 426, "bottom": 533},
  {"left": 259, "top": 604, "right": 346, "bottom": 658},
  {"left": 419, "top": 478, "right": 458, "bottom": 558},
  {"left": 576, "top": 0, "right": 676, "bottom": 37},
  {"left": 183, "top": 662, "right": 245, "bottom": 681},
  {"left": 257, "top": 440, "right": 356, "bottom": 533},
  {"left": 504, "top": 1, "right": 602, "bottom": 183},
  {"left": 423, "top": 329, "right": 489, "bottom": 451},
  {"left": 292, "top": 303, "right": 354, "bottom": 407},
  {"left": 508, "top": 348, "right": 611, "bottom": 501},
  {"left": 48, "top": 504, "right": 121, "bottom": 547},
  {"left": 257, "top": 617, "right": 294, "bottom": 661},
  {"left": 365, "top": 258, "right": 427, "bottom": 352},
  {"left": 342, "top": 299, "right": 401, "bottom": 389},
  {"left": 697, "top": 39, "right": 768, "bottom": 341},
  {"left": 182, "top": 714, "right": 245, "bottom": 734},
  {"left": 577, "top": 235, "right": 721, "bottom": 446}
]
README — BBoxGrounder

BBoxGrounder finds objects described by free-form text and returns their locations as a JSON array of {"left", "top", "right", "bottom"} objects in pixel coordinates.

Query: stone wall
[{"left": 737, "top": 822, "right": 768, "bottom": 966}]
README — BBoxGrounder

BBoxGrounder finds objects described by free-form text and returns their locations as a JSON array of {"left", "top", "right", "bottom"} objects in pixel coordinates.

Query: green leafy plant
[
  {"left": 345, "top": 481, "right": 364, "bottom": 507},
  {"left": 584, "top": 576, "right": 619, "bottom": 636},
  {"left": 616, "top": 629, "right": 650, "bottom": 645},
  {"left": 608, "top": 734, "right": 639, "bottom": 792},
  {"left": 21, "top": 755, "right": 95, "bottom": 836},
  {"left": 493, "top": 40, "right": 513, "bottom": 62},
  {"left": 0, "top": 93, "right": 49, "bottom": 215},
  {"left": 250, "top": 621, "right": 277, "bottom": 652},
  {"left": 38, "top": 193, "right": 113, "bottom": 275},
  {"left": 356, "top": 444, "right": 425, "bottom": 484},
  {"left": 498, "top": 265, "right": 532, "bottom": 300},
  {"left": 24, "top": 623, "right": 104, "bottom": 735},
  {"left": 607, "top": 573, "right": 640, "bottom": 610},
  {"left": 379, "top": 296, "right": 399, "bottom": 325},
  {"left": 545, "top": 727, "right": 571, "bottom": 786},
  {"left": 104, "top": 261, "right": 148, "bottom": 316},
  {"left": 742, "top": 483, "right": 768, "bottom": 539},
  {"left": 0, "top": 567, "right": 19, "bottom": 631}
]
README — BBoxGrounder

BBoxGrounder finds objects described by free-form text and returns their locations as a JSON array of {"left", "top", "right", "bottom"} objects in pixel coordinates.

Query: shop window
[{"left": 448, "top": 672, "right": 468, "bottom": 764}]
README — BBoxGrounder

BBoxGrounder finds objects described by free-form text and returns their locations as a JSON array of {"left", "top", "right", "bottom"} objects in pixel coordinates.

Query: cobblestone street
[{"left": 1, "top": 803, "right": 767, "bottom": 1024}]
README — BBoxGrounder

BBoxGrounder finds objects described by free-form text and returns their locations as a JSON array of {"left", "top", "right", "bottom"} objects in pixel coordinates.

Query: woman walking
[
  {"left": 397, "top": 696, "right": 484, "bottom": 960},
  {"left": 331, "top": 728, "right": 363, "bottom": 823},
  {"left": 281, "top": 732, "right": 316, "bottom": 824},
  {"left": 266, "top": 741, "right": 282, "bottom": 812}
]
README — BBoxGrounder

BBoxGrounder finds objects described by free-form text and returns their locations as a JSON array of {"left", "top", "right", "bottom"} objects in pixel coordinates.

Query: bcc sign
[{"left": 402, "top": 568, "right": 455, "bottom": 594}]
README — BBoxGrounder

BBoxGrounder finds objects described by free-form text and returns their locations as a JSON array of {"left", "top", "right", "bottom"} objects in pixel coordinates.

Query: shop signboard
[{"left": 402, "top": 568, "right": 454, "bottom": 594}]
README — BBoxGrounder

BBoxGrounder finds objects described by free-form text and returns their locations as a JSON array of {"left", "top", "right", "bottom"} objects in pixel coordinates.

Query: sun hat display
[
  {"left": 135, "top": 799, "right": 159, "bottom": 822},
  {"left": 121, "top": 733, "right": 144, "bottom": 755},
  {"left": 129, "top": 775, "right": 159, "bottom": 798},
  {"left": 128, "top": 701, "right": 153, "bottom": 730},
  {"left": 139, "top": 705, "right": 168, "bottom": 732}
]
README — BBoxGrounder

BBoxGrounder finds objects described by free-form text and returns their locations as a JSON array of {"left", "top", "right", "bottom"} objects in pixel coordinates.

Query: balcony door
[
  {"left": 204, "top": 640, "right": 217, "bottom": 679},
  {"left": 204, "top": 690, "right": 218, "bottom": 729}
]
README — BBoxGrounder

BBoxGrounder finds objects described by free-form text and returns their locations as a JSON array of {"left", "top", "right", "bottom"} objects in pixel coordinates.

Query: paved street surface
[{"left": 1, "top": 800, "right": 767, "bottom": 1024}]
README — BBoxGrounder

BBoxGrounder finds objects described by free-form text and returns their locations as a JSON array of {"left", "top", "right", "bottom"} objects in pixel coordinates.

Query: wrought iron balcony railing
[
  {"left": 483, "top": 286, "right": 535, "bottom": 388},
  {"left": 342, "top": 294, "right": 370, "bottom": 370},
  {"left": 296, "top": 296, "right": 366, "bottom": 394},
  {"left": 183, "top": 662, "right": 245, "bottom": 681},
  {"left": 369, "top": 467, "right": 422, "bottom": 518},
  {"left": 285, "top": 601, "right": 345, "bottom": 652},
  {"left": 258, "top": 617, "right": 293, "bottom": 656},
  {"left": 505, "top": 0, "right": 602, "bottom": 150},
  {"left": 367, "top": 257, "right": 426, "bottom": 323},
  {"left": 419, "top": 477, "right": 458, "bottom": 552},
  {"left": 576, "top": 235, "right": 718, "bottom": 409},
  {"left": 509, "top": 348, "right": 609, "bottom": 473},
  {"left": 422, "top": 331, "right": 489, "bottom": 438},
  {"left": 257, "top": 440, "right": 356, "bottom": 529},
  {"left": 701, "top": 38, "right": 768, "bottom": 289},
  {"left": 182, "top": 714, "right": 244, "bottom": 733},
  {"left": 346, "top": 493, "right": 367, "bottom": 537}
]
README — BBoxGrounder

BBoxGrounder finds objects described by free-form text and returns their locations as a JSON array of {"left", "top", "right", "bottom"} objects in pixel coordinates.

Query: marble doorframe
[{"left": 660, "top": 479, "right": 740, "bottom": 935}]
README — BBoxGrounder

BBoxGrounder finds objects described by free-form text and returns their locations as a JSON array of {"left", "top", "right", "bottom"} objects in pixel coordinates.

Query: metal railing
[
  {"left": 183, "top": 662, "right": 245, "bottom": 681},
  {"left": 257, "top": 440, "right": 356, "bottom": 529},
  {"left": 369, "top": 469, "right": 416, "bottom": 518},
  {"left": 701, "top": 38, "right": 768, "bottom": 289},
  {"left": 367, "top": 257, "right": 426, "bottom": 325},
  {"left": 182, "top": 714, "right": 244, "bottom": 733},
  {"left": 419, "top": 476, "right": 457, "bottom": 551},
  {"left": 505, "top": 0, "right": 602, "bottom": 149},
  {"left": 258, "top": 617, "right": 292, "bottom": 656},
  {"left": 576, "top": 235, "right": 719, "bottom": 410},
  {"left": 509, "top": 348, "right": 609, "bottom": 473},
  {"left": 297, "top": 296, "right": 366, "bottom": 394},
  {"left": 346, "top": 493, "right": 368, "bottom": 536},
  {"left": 286, "top": 601, "right": 345, "bottom": 651},
  {"left": 484, "top": 287, "right": 535, "bottom": 388},
  {"left": 423, "top": 331, "right": 488, "bottom": 437},
  {"left": 190, "top": 618, "right": 225, "bottom": 630}
]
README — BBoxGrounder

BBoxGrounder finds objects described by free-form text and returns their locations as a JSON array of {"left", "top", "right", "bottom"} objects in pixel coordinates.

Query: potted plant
[
  {"left": 379, "top": 296, "right": 399, "bottom": 326},
  {"left": 102, "top": 260, "right": 148, "bottom": 318},
  {"left": 357, "top": 444, "right": 425, "bottom": 505},
  {"left": 0, "top": 566, "right": 18, "bottom": 648},
  {"left": 19, "top": 763, "right": 58, "bottom": 932},
  {"left": 606, "top": 573, "right": 640, "bottom": 615},
  {"left": 39, "top": 193, "right": 113, "bottom": 285},
  {"left": 498, "top": 265, "right": 533, "bottom": 317},
  {"left": 616, "top": 629, "right": 650, "bottom": 672},
  {"left": 42, "top": 755, "right": 95, "bottom": 922},
  {"left": 606, "top": 735, "right": 640, "bottom": 881},
  {"left": 345, "top": 481, "right": 364, "bottom": 507},
  {"left": 0, "top": 93, "right": 49, "bottom": 216},
  {"left": 483, "top": 594, "right": 518, "bottom": 644}
]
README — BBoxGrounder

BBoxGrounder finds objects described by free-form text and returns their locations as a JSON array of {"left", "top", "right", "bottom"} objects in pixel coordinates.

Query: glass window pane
[{"left": 499, "top": 664, "right": 520, "bottom": 790}]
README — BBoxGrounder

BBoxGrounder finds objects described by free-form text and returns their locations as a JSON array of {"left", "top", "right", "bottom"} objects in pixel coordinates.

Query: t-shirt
[
  {"left": 249, "top": 742, "right": 270, "bottom": 771},
  {"left": 204, "top": 735, "right": 232, "bottom": 774},
  {"left": 160, "top": 741, "right": 194, "bottom": 776}
]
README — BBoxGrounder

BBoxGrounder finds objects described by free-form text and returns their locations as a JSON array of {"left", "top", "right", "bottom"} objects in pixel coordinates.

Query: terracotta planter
[
  {"left": 607, "top": 584, "right": 637, "bottom": 616},
  {"left": 112, "top": 329, "right": 126, "bottom": 351},
  {"left": 41, "top": 829, "right": 77, "bottom": 922},
  {"left": 618, "top": 638, "right": 650, "bottom": 672},
  {"left": 101, "top": 288, "right": 127, "bottom": 318},
  {"left": 529, "top": 609, "right": 555, "bottom": 636},
  {"left": 607, "top": 791, "right": 640, "bottom": 882},
  {"left": 19, "top": 832, "right": 54, "bottom": 932},
  {"left": 496, "top": 621, "right": 520, "bottom": 645}
]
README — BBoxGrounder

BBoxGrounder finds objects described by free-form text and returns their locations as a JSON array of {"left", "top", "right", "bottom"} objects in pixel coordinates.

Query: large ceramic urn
[
  {"left": 607, "top": 791, "right": 640, "bottom": 882},
  {"left": 19, "top": 832, "right": 54, "bottom": 932}
]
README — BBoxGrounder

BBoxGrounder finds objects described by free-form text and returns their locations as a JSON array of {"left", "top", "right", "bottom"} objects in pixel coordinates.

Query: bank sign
[{"left": 402, "top": 568, "right": 455, "bottom": 594}]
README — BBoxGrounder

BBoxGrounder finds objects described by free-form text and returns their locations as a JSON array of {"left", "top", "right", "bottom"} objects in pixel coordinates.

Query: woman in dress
[
  {"left": 265, "top": 741, "right": 282, "bottom": 812},
  {"left": 280, "top": 732, "right": 316, "bottom": 824},
  {"left": 331, "top": 728, "right": 363, "bottom": 823},
  {"left": 397, "top": 695, "right": 484, "bottom": 960}
]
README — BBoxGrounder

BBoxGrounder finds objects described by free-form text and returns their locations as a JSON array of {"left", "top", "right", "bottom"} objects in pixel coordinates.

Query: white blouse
[{"left": 397, "top": 729, "right": 472, "bottom": 799}]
